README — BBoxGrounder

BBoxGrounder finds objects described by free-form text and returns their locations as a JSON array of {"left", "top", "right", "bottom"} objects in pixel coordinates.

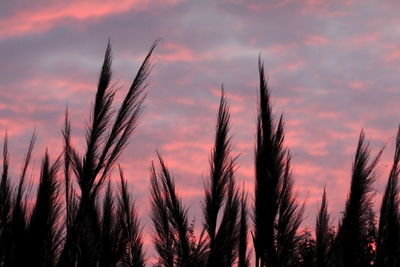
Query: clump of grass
[{"left": 1, "top": 41, "right": 400, "bottom": 267}]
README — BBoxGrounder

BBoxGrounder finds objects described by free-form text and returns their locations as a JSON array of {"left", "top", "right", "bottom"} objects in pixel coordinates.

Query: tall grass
[
  {"left": 253, "top": 59, "right": 303, "bottom": 267},
  {"left": 315, "top": 188, "right": 332, "bottom": 267},
  {"left": 0, "top": 41, "right": 399, "bottom": 267},
  {"left": 375, "top": 126, "right": 400, "bottom": 267},
  {"left": 331, "top": 131, "right": 382, "bottom": 267}
]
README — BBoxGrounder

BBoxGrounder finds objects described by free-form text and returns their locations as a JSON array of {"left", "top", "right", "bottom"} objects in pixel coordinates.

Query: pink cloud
[
  {"left": 266, "top": 44, "right": 297, "bottom": 55},
  {"left": 170, "top": 97, "right": 196, "bottom": 106},
  {"left": 270, "top": 60, "right": 307, "bottom": 74},
  {"left": 305, "top": 35, "right": 330, "bottom": 46},
  {"left": 348, "top": 81, "right": 364, "bottom": 90},
  {"left": 348, "top": 33, "right": 379, "bottom": 47},
  {"left": 158, "top": 42, "right": 199, "bottom": 62},
  {"left": 0, "top": 0, "right": 180, "bottom": 39},
  {"left": 299, "top": 0, "right": 348, "bottom": 17},
  {"left": 385, "top": 50, "right": 400, "bottom": 62}
]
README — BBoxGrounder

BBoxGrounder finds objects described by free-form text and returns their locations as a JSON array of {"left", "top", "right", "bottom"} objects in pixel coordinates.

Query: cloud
[{"left": 0, "top": 0, "right": 181, "bottom": 39}]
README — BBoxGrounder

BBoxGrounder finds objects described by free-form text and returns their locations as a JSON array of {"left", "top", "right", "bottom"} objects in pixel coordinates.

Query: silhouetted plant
[
  {"left": 26, "top": 152, "right": 62, "bottom": 266},
  {"left": 209, "top": 165, "right": 240, "bottom": 266},
  {"left": 150, "top": 153, "right": 206, "bottom": 266},
  {"left": 239, "top": 191, "right": 251, "bottom": 267},
  {"left": 332, "top": 131, "right": 382, "bottom": 267},
  {"left": 99, "top": 181, "right": 120, "bottom": 267},
  {"left": 294, "top": 228, "right": 316, "bottom": 267},
  {"left": 9, "top": 132, "right": 36, "bottom": 266},
  {"left": 57, "top": 40, "right": 157, "bottom": 266},
  {"left": 2, "top": 41, "right": 400, "bottom": 267},
  {"left": 375, "top": 126, "right": 400, "bottom": 267},
  {"left": 150, "top": 159, "right": 175, "bottom": 267},
  {"left": 276, "top": 154, "right": 304, "bottom": 266},
  {"left": 315, "top": 188, "right": 333, "bottom": 267},
  {"left": 118, "top": 167, "right": 146, "bottom": 267},
  {"left": 253, "top": 58, "right": 303, "bottom": 267},
  {"left": 0, "top": 134, "right": 12, "bottom": 265},
  {"left": 203, "top": 89, "right": 240, "bottom": 267}
]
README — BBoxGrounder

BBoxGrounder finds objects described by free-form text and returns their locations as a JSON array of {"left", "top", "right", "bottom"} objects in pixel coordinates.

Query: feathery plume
[
  {"left": 150, "top": 162, "right": 175, "bottom": 267},
  {"left": 253, "top": 58, "right": 286, "bottom": 267},
  {"left": 58, "top": 40, "right": 157, "bottom": 266},
  {"left": 27, "top": 152, "right": 62, "bottom": 266},
  {"left": 315, "top": 188, "right": 332, "bottom": 267},
  {"left": 239, "top": 190, "right": 250, "bottom": 267},
  {"left": 0, "top": 133, "right": 12, "bottom": 265},
  {"left": 334, "top": 130, "right": 382, "bottom": 266},
  {"left": 375, "top": 126, "right": 400, "bottom": 267},
  {"left": 118, "top": 167, "right": 146, "bottom": 267},
  {"left": 276, "top": 154, "right": 304, "bottom": 266}
]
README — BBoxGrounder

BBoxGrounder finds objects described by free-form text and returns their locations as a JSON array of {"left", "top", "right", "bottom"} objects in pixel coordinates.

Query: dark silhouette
[
  {"left": 203, "top": 89, "right": 240, "bottom": 267},
  {"left": 253, "top": 58, "right": 303, "bottom": 267},
  {"left": 0, "top": 40, "right": 399, "bottom": 267},
  {"left": 10, "top": 132, "right": 36, "bottom": 266},
  {"left": 375, "top": 126, "right": 400, "bottom": 267},
  {"left": 315, "top": 189, "right": 333, "bottom": 267},
  {"left": 26, "top": 152, "right": 62, "bottom": 266},
  {"left": 239, "top": 191, "right": 251, "bottom": 267},
  {"left": 150, "top": 153, "right": 205, "bottom": 266},
  {"left": 331, "top": 131, "right": 382, "bottom": 267},
  {"left": 294, "top": 228, "right": 316, "bottom": 266}
]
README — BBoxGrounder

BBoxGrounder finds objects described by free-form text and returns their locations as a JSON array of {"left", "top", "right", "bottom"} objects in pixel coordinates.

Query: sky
[{"left": 1, "top": 0, "right": 400, "bottom": 261}]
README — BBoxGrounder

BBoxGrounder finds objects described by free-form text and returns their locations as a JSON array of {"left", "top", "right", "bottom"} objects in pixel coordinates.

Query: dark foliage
[
  {"left": 239, "top": 191, "right": 251, "bottom": 267},
  {"left": 26, "top": 152, "right": 62, "bottom": 266},
  {"left": 0, "top": 134, "right": 12, "bottom": 265},
  {"left": 150, "top": 153, "right": 206, "bottom": 267},
  {"left": 150, "top": 161, "right": 175, "bottom": 267},
  {"left": 208, "top": 166, "right": 240, "bottom": 266},
  {"left": 2, "top": 44, "right": 400, "bottom": 267},
  {"left": 253, "top": 58, "right": 303, "bottom": 267},
  {"left": 276, "top": 154, "right": 304, "bottom": 266},
  {"left": 294, "top": 228, "right": 316, "bottom": 267},
  {"left": 9, "top": 132, "right": 36, "bottom": 266},
  {"left": 99, "top": 181, "right": 121, "bottom": 267},
  {"left": 315, "top": 188, "right": 333, "bottom": 267},
  {"left": 375, "top": 126, "right": 400, "bottom": 267},
  {"left": 254, "top": 58, "right": 285, "bottom": 267},
  {"left": 204, "top": 88, "right": 232, "bottom": 254},
  {"left": 203, "top": 89, "right": 241, "bottom": 267},
  {"left": 57, "top": 40, "right": 157, "bottom": 266},
  {"left": 118, "top": 167, "right": 146, "bottom": 267},
  {"left": 332, "top": 131, "right": 382, "bottom": 267}
]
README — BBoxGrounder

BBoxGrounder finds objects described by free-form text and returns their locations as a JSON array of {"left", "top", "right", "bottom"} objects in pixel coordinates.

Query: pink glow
[{"left": 0, "top": 0, "right": 181, "bottom": 39}]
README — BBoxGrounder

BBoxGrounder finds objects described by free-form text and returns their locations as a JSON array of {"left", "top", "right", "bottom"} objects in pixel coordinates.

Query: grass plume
[{"left": 375, "top": 126, "right": 400, "bottom": 267}]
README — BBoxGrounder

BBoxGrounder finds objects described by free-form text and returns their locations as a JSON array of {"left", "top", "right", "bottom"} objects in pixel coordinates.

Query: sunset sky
[{"left": 1, "top": 0, "right": 400, "bottom": 260}]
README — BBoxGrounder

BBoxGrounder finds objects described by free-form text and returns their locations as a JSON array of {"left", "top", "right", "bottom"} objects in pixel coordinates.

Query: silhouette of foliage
[
  {"left": 1, "top": 42, "right": 400, "bottom": 267},
  {"left": 294, "top": 228, "right": 316, "bottom": 267},
  {"left": 118, "top": 167, "right": 146, "bottom": 267},
  {"left": 315, "top": 188, "right": 333, "bottom": 267},
  {"left": 26, "top": 152, "right": 62, "bottom": 266},
  {"left": 0, "top": 133, "right": 12, "bottom": 265},
  {"left": 253, "top": 58, "right": 303, "bottom": 267},
  {"left": 150, "top": 153, "right": 206, "bottom": 266},
  {"left": 239, "top": 191, "right": 251, "bottom": 267},
  {"left": 203, "top": 89, "right": 240, "bottom": 267},
  {"left": 57, "top": 40, "right": 157, "bottom": 266},
  {"left": 332, "top": 131, "right": 382, "bottom": 267},
  {"left": 375, "top": 126, "right": 400, "bottom": 267}
]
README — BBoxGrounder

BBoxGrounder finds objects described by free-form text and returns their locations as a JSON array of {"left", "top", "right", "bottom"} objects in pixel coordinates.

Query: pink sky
[{"left": 1, "top": 0, "right": 400, "bottom": 261}]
